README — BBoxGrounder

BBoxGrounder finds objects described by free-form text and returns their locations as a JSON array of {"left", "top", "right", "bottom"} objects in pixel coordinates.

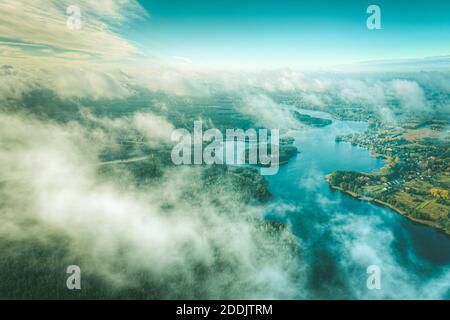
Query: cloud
[
  {"left": 301, "top": 93, "right": 325, "bottom": 108},
  {"left": 0, "top": 0, "right": 151, "bottom": 100},
  {"left": 237, "top": 93, "right": 300, "bottom": 129},
  {"left": 0, "top": 0, "right": 146, "bottom": 60},
  {"left": 343, "top": 56, "right": 450, "bottom": 73},
  {"left": 390, "top": 79, "right": 429, "bottom": 115},
  {"left": 172, "top": 56, "right": 193, "bottom": 65},
  {"left": 81, "top": 110, "right": 175, "bottom": 146},
  {"left": 0, "top": 62, "right": 132, "bottom": 100},
  {"left": 0, "top": 111, "right": 301, "bottom": 298},
  {"left": 330, "top": 211, "right": 450, "bottom": 299},
  {"left": 298, "top": 166, "right": 324, "bottom": 192}
]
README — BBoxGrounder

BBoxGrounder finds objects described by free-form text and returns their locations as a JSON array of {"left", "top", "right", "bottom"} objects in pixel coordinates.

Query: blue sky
[
  {"left": 123, "top": 0, "right": 450, "bottom": 69},
  {"left": 1, "top": 0, "right": 448, "bottom": 71}
]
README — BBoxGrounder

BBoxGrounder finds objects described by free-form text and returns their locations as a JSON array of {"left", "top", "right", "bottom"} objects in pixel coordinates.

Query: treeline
[{"left": 328, "top": 171, "right": 377, "bottom": 194}]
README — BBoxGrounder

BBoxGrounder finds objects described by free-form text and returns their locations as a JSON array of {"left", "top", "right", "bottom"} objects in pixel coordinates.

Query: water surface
[{"left": 264, "top": 113, "right": 450, "bottom": 299}]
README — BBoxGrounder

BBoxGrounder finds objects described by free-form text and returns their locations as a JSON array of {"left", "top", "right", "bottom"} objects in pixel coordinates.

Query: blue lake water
[{"left": 263, "top": 115, "right": 450, "bottom": 299}]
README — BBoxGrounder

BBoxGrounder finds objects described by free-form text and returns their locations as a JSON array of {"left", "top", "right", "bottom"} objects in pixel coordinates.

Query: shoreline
[{"left": 325, "top": 175, "right": 449, "bottom": 236}]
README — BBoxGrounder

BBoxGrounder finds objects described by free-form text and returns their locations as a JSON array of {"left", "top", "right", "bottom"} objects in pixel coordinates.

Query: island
[
  {"left": 292, "top": 111, "right": 332, "bottom": 127},
  {"left": 242, "top": 136, "right": 300, "bottom": 166}
]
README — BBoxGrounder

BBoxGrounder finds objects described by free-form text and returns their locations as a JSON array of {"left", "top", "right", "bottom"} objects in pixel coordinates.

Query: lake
[{"left": 263, "top": 112, "right": 450, "bottom": 299}]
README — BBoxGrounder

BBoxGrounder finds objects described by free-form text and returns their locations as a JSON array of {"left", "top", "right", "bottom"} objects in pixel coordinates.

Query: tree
[{"left": 430, "top": 188, "right": 449, "bottom": 200}]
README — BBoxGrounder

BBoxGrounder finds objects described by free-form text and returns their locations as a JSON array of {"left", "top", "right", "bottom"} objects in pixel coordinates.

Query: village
[{"left": 330, "top": 119, "right": 450, "bottom": 234}]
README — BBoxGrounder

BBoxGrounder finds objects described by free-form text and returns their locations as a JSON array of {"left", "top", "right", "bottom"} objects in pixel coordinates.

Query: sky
[
  {"left": 0, "top": 0, "right": 449, "bottom": 72},
  {"left": 126, "top": 0, "right": 450, "bottom": 70}
]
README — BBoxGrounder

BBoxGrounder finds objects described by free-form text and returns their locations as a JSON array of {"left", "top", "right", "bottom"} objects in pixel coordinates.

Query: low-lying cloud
[{"left": 0, "top": 111, "right": 301, "bottom": 299}]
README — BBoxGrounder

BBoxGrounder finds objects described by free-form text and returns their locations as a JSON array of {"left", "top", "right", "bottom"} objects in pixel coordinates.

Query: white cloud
[
  {"left": 0, "top": 0, "right": 147, "bottom": 59},
  {"left": 238, "top": 93, "right": 300, "bottom": 129},
  {"left": 172, "top": 56, "right": 193, "bottom": 64},
  {"left": 390, "top": 79, "right": 429, "bottom": 114},
  {"left": 0, "top": 112, "right": 300, "bottom": 298}
]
